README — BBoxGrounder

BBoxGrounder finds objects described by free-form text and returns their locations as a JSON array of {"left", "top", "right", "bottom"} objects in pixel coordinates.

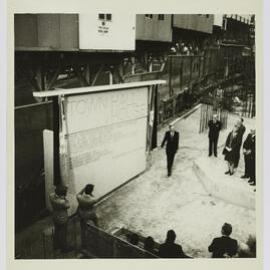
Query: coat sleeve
[
  {"left": 63, "top": 199, "right": 70, "bottom": 209},
  {"left": 161, "top": 132, "right": 167, "bottom": 148},
  {"left": 176, "top": 132, "right": 179, "bottom": 151},
  {"left": 233, "top": 134, "right": 242, "bottom": 149},
  {"left": 243, "top": 134, "right": 250, "bottom": 149},
  {"left": 208, "top": 239, "right": 216, "bottom": 252},
  {"left": 224, "top": 133, "right": 230, "bottom": 148},
  {"left": 229, "top": 240, "right": 238, "bottom": 257}
]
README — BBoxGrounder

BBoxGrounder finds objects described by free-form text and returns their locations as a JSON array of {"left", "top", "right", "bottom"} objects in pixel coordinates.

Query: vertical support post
[
  {"left": 85, "top": 64, "right": 91, "bottom": 85},
  {"left": 198, "top": 56, "right": 201, "bottom": 78},
  {"left": 189, "top": 56, "right": 193, "bottom": 86},
  {"left": 151, "top": 85, "right": 158, "bottom": 149},
  {"left": 53, "top": 97, "right": 61, "bottom": 186},
  {"left": 180, "top": 58, "right": 183, "bottom": 92},
  {"left": 148, "top": 57, "right": 153, "bottom": 72},
  {"left": 109, "top": 71, "right": 113, "bottom": 85},
  {"left": 131, "top": 57, "right": 135, "bottom": 75},
  {"left": 169, "top": 56, "right": 172, "bottom": 96}
]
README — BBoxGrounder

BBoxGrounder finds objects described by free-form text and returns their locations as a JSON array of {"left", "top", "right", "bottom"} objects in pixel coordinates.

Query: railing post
[
  {"left": 52, "top": 97, "right": 61, "bottom": 185},
  {"left": 169, "top": 56, "right": 172, "bottom": 96}
]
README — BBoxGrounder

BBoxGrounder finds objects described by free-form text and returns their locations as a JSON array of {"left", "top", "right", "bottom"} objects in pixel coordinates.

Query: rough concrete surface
[{"left": 96, "top": 107, "right": 256, "bottom": 258}]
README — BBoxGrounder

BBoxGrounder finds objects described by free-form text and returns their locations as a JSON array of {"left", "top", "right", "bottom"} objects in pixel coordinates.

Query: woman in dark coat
[{"left": 223, "top": 125, "right": 242, "bottom": 175}]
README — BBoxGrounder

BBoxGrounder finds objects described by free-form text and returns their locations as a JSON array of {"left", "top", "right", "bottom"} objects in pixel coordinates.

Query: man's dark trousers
[
  {"left": 53, "top": 222, "right": 67, "bottom": 250},
  {"left": 244, "top": 154, "right": 251, "bottom": 177},
  {"left": 161, "top": 131, "right": 179, "bottom": 176},
  {"left": 209, "top": 137, "right": 218, "bottom": 156},
  {"left": 166, "top": 150, "right": 176, "bottom": 176},
  {"left": 208, "top": 120, "right": 221, "bottom": 157},
  {"left": 80, "top": 220, "right": 87, "bottom": 249}
]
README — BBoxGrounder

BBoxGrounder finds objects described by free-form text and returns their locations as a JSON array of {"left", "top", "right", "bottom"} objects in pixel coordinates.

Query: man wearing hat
[
  {"left": 77, "top": 184, "right": 98, "bottom": 249},
  {"left": 50, "top": 185, "right": 71, "bottom": 252},
  {"left": 208, "top": 114, "right": 222, "bottom": 157},
  {"left": 161, "top": 124, "right": 179, "bottom": 177}
]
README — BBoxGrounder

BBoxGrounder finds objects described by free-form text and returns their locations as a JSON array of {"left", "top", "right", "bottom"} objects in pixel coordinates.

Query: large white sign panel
[
  {"left": 79, "top": 14, "right": 136, "bottom": 51},
  {"left": 63, "top": 87, "right": 148, "bottom": 199}
]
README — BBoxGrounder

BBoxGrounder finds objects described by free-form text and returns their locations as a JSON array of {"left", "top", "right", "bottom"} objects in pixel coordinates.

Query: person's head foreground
[
  {"left": 85, "top": 184, "right": 94, "bottom": 196},
  {"left": 221, "top": 223, "right": 232, "bottom": 236},
  {"left": 55, "top": 185, "right": 68, "bottom": 197},
  {"left": 166, "top": 229, "right": 177, "bottom": 243}
]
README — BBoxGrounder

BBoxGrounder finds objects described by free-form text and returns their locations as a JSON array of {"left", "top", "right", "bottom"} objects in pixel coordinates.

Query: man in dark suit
[
  {"left": 158, "top": 230, "right": 189, "bottom": 258},
  {"left": 237, "top": 117, "right": 246, "bottom": 143},
  {"left": 208, "top": 223, "right": 238, "bottom": 258},
  {"left": 208, "top": 114, "right": 222, "bottom": 157},
  {"left": 242, "top": 129, "right": 256, "bottom": 185},
  {"left": 161, "top": 124, "right": 179, "bottom": 177}
]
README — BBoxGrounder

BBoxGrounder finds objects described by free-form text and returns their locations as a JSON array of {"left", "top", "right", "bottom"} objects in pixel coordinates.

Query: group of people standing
[
  {"left": 161, "top": 115, "right": 255, "bottom": 187},
  {"left": 209, "top": 115, "right": 256, "bottom": 185}
]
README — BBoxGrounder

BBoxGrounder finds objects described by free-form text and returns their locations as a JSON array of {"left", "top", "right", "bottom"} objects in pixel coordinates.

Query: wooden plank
[{"left": 33, "top": 80, "right": 166, "bottom": 98}]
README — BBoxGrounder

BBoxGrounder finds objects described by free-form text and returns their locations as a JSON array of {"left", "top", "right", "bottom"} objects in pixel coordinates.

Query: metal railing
[{"left": 40, "top": 214, "right": 159, "bottom": 259}]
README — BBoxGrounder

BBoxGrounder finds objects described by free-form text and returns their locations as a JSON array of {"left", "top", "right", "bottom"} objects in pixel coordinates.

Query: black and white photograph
[{"left": 13, "top": 13, "right": 257, "bottom": 260}]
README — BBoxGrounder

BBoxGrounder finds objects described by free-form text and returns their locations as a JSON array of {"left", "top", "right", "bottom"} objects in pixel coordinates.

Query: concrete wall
[
  {"left": 173, "top": 15, "right": 214, "bottom": 34},
  {"left": 79, "top": 14, "right": 136, "bottom": 50},
  {"left": 136, "top": 14, "right": 172, "bottom": 42}
]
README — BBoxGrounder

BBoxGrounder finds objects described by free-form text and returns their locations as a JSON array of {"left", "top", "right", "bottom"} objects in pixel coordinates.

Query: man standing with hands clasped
[
  {"left": 161, "top": 124, "right": 179, "bottom": 177},
  {"left": 208, "top": 114, "right": 222, "bottom": 157}
]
